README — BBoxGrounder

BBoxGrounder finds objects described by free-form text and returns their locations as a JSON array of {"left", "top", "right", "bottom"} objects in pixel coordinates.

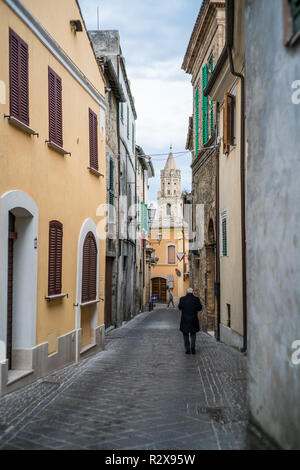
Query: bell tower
[{"left": 156, "top": 148, "right": 183, "bottom": 225}]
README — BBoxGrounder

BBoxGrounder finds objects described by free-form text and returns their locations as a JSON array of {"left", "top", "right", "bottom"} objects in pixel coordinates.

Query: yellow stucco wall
[
  {"left": 22, "top": 0, "right": 105, "bottom": 96},
  {"left": 150, "top": 227, "right": 189, "bottom": 302},
  {"left": 0, "top": 1, "right": 106, "bottom": 347},
  {"left": 219, "top": 79, "right": 243, "bottom": 336}
]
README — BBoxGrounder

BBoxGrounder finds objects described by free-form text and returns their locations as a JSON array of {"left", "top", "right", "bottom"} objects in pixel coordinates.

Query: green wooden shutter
[
  {"left": 202, "top": 64, "right": 208, "bottom": 145},
  {"left": 222, "top": 218, "right": 227, "bottom": 257},
  {"left": 210, "top": 56, "right": 214, "bottom": 137},
  {"left": 195, "top": 87, "right": 199, "bottom": 158}
]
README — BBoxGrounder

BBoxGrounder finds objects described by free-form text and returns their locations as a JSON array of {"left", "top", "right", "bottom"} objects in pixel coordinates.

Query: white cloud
[{"left": 78, "top": 0, "right": 199, "bottom": 201}]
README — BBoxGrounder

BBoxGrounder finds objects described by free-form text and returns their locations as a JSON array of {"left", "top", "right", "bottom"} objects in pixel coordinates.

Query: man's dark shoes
[
  {"left": 185, "top": 349, "right": 191, "bottom": 354},
  {"left": 191, "top": 348, "right": 196, "bottom": 355}
]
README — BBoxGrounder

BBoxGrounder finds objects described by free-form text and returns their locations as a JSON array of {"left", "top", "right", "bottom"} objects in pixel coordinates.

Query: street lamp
[
  {"left": 148, "top": 205, "right": 156, "bottom": 223},
  {"left": 157, "top": 232, "right": 162, "bottom": 244}
]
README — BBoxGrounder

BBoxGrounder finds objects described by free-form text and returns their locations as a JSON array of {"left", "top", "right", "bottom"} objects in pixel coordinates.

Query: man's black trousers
[{"left": 183, "top": 332, "right": 196, "bottom": 351}]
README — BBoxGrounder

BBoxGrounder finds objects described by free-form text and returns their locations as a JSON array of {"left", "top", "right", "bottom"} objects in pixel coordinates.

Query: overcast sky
[{"left": 78, "top": 0, "right": 201, "bottom": 203}]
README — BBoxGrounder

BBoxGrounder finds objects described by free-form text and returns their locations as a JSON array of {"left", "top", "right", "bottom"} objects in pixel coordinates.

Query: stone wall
[{"left": 246, "top": 0, "right": 300, "bottom": 449}]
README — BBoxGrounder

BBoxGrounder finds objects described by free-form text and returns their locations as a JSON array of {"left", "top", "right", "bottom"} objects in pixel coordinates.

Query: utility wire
[{"left": 109, "top": 145, "right": 218, "bottom": 161}]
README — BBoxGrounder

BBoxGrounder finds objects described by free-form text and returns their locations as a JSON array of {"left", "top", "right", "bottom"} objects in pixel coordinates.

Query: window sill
[
  {"left": 80, "top": 298, "right": 104, "bottom": 307},
  {"left": 4, "top": 115, "right": 39, "bottom": 136},
  {"left": 46, "top": 140, "right": 71, "bottom": 156},
  {"left": 45, "top": 293, "right": 68, "bottom": 301},
  {"left": 80, "top": 343, "right": 96, "bottom": 355},
  {"left": 87, "top": 167, "right": 104, "bottom": 177}
]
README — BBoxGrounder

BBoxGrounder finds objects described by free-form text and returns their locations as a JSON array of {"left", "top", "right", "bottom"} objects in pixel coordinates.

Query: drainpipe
[
  {"left": 116, "top": 53, "right": 121, "bottom": 328},
  {"left": 226, "top": 0, "right": 247, "bottom": 352},
  {"left": 215, "top": 103, "right": 221, "bottom": 342}
]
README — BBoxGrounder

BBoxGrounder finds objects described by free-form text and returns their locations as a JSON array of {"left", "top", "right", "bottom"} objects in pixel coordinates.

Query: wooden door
[
  {"left": 206, "top": 245, "right": 216, "bottom": 332},
  {"left": 105, "top": 257, "right": 113, "bottom": 328},
  {"left": 152, "top": 277, "right": 167, "bottom": 302},
  {"left": 7, "top": 212, "right": 16, "bottom": 370}
]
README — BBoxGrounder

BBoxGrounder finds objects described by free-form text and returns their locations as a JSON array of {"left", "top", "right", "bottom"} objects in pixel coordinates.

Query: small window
[
  {"left": 168, "top": 245, "right": 176, "bottom": 264},
  {"left": 227, "top": 304, "right": 231, "bottom": 328},
  {"left": 89, "top": 108, "right": 98, "bottom": 171},
  {"left": 166, "top": 203, "right": 171, "bottom": 216},
  {"left": 9, "top": 29, "right": 29, "bottom": 125},
  {"left": 48, "top": 220, "right": 63, "bottom": 296},
  {"left": 127, "top": 105, "right": 130, "bottom": 139},
  {"left": 223, "top": 92, "right": 236, "bottom": 154},
  {"left": 220, "top": 211, "right": 228, "bottom": 257}
]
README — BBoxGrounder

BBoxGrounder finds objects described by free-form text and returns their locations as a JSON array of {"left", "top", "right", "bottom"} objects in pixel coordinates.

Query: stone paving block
[{"left": 0, "top": 308, "right": 253, "bottom": 450}]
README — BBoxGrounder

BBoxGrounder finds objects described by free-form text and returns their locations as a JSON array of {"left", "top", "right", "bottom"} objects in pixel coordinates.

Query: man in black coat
[{"left": 178, "top": 288, "right": 202, "bottom": 355}]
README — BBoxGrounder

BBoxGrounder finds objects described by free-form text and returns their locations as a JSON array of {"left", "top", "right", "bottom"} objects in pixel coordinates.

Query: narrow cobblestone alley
[{"left": 0, "top": 307, "right": 250, "bottom": 450}]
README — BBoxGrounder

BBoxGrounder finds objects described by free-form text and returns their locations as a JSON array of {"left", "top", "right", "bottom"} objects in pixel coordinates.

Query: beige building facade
[
  {"left": 182, "top": 0, "right": 226, "bottom": 335},
  {"left": 204, "top": 0, "right": 246, "bottom": 349}
]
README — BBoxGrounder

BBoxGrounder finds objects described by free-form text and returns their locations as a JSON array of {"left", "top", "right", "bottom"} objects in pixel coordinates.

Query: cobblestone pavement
[{"left": 0, "top": 307, "right": 251, "bottom": 450}]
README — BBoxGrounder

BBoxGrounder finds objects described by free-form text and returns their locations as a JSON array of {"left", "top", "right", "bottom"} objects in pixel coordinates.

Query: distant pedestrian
[
  {"left": 178, "top": 288, "right": 202, "bottom": 355},
  {"left": 167, "top": 289, "right": 175, "bottom": 308}
]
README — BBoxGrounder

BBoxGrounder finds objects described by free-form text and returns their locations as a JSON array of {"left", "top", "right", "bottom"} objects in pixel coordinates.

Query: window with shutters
[
  {"left": 132, "top": 122, "right": 135, "bottom": 154},
  {"left": 9, "top": 28, "right": 29, "bottom": 125},
  {"left": 127, "top": 105, "right": 130, "bottom": 139},
  {"left": 209, "top": 56, "right": 214, "bottom": 138},
  {"left": 202, "top": 64, "right": 209, "bottom": 145},
  {"left": 48, "top": 67, "right": 63, "bottom": 147},
  {"left": 120, "top": 102, "right": 124, "bottom": 123},
  {"left": 82, "top": 231, "right": 98, "bottom": 303},
  {"left": 223, "top": 92, "right": 236, "bottom": 154},
  {"left": 89, "top": 108, "right": 98, "bottom": 171},
  {"left": 168, "top": 245, "right": 176, "bottom": 264},
  {"left": 220, "top": 210, "right": 228, "bottom": 257},
  {"left": 283, "top": 0, "right": 300, "bottom": 46},
  {"left": 195, "top": 87, "right": 199, "bottom": 158},
  {"left": 48, "top": 221, "right": 63, "bottom": 296},
  {"left": 108, "top": 157, "right": 114, "bottom": 222}
]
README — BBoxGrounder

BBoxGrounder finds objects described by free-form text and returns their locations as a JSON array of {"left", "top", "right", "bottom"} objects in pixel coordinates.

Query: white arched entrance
[{"left": 0, "top": 190, "right": 38, "bottom": 368}]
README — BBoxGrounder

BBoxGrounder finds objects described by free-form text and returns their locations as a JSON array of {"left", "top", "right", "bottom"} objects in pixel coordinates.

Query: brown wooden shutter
[
  {"left": 48, "top": 220, "right": 63, "bottom": 296},
  {"left": 223, "top": 92, "right": 235, "bottom": 153},
  {"left": 48, "top": 67, "right": 63, "bottom": 147},
  {"left": 168, "top": 245, "right": 176, "bottom": 264},
  {"left": 9, "top": 28, "right": 29, "bottom": 125},
  {"left": 82, "top": 231, "right": 98, "bottom": 303},
  {"left": 89, "top": 108, "right": 98, "bottom": 170}
]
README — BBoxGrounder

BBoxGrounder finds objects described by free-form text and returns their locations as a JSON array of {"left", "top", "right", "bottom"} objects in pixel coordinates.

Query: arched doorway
[
  {"left": 206, "top": 219, "right": 216, "bottom": 332},
  {"left": 75, "top": 219, "right": 100, "bottom": 359},
  {"left": 151, "top": 277, "right": 167, "bottom": 302},
  {"left": 0, "top": 191, "right": 38, "bottom": 369}
]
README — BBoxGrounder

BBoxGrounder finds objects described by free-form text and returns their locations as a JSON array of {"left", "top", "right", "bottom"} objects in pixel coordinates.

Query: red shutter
[
  {"left": 56, "top": 76, "right": 63, "bottom": 147},
  {"left": 9, "top": 28, "right": 29, "bottom": 125},
  {"left": 82, "top": 232, "right": 97, "bottom": 303},
  {"left": 89, "top": 108, "right": 98, "bottom": 170},
  {"left": 168, "top": 246, "right": 176, "bottom": 264},
  {"left": 48, "top": 220, "right": 63, "bottom": 296},
  {"left": 48, "top": 67, "right": 63, "bottom": 147}
]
